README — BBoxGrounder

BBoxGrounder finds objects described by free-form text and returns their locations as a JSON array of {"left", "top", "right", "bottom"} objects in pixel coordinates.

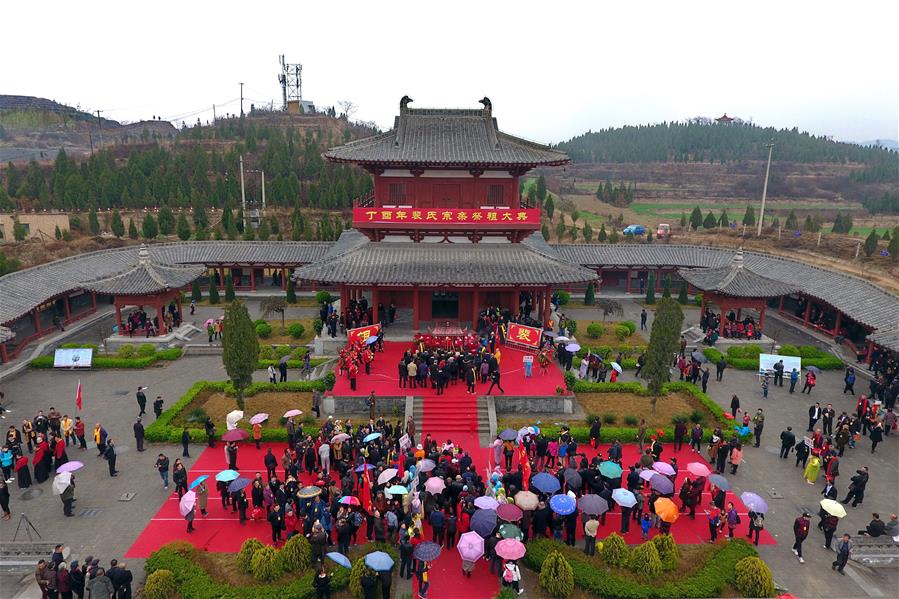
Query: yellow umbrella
[
  {"left": 654, "top": 497, "right": 679, "bottom": 523},
  {"left": 820, "top": 498, "right": 846, "bottom": 518}
]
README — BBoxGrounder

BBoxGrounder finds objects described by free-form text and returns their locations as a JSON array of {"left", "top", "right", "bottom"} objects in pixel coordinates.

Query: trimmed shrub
[
  {"left": 778, "top": 344, "right": 800, "bottom": 356},
  {"left": 620, "top": 320, "right": 637, "bottom": 335},
  {"left": 586, "top": 323, "right": 605, "bottom": 339},
  {"left": 287, "top": 323, "right": 305, "bottom": 339},
  {"left": 565, "top": 319, "right": 578, "bottom": 335},
  {"left": 694, "top": 293, "right": 703, "bottom": 306},
  {"left": 555, "top": 290, "right": 571, "bottom": 305},
  {"left": 348, "top": 557, "right": 370, "bottom": 598},
  {"left": 651, "top": 534, "right": 679, "bottom": 572},
  {"left": 629, "top": 539, "right": 663, "bottom": 577},
  {"left": 495, "top": 588, "right": 518, "bottom": 599},
  {"left": 602, "top": 413, "right": 617, "bottom": 424},
  {"left": 323, "top": 371, "right": 336, "bottom": 391},
  {"left": 256, "top": 322, "right": 273, "bottom": 339},
  {"left": 250, "top": 545, "right": 281, "bottom": 582},
  {"left": 623, "top": 415, "right": 638, "bottom": 426},
  {"left": 280, "top": 534, "right": 312, "bottom": 572},
  {"left": 143, "top": 569, "right": 177, "bottom": 599},
  {"left": 315, "top": 291, "right": 333, "bottom": 305},
  {"left": 117, "top": 344, "right": 135, "bottom": 358},
  {"left": 312, "top": 317, "right": 324, "bottom": 335},
  {"left": 564, "top": 371, "right": 577, "bottom": 391},
  {"left": 237, "top": 538, "right": 264, "bottom": 573},
  {"left": 727, "top": 344, "right": 763, "bottom": 359},
  {"left": 137, "top": 343, "right": 157, "bottom": 358},
  {"left": 614, "top": 324, "right": 631, "bottom": 341},
  {"left": 60, "top": 343, "right": 99, "bottom": 350},
  {"left": 539, "top": 550, "right": 575, "bottom": 598},
  {"left": 601, "top": 532, "right": 629, "bottom": 566},
  {"left": 734, "top": 556, "right": 775, "bottom": 598}
]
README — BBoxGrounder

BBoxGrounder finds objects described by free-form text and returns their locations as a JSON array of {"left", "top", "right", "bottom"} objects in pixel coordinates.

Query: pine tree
[
  {"left": 584, "top": 281, "right": 595, "bottom": 305},
  {"left": 645, "top": 272, "right": 656, "bottom": 305},
  {"left": 646, "top": 230, "right": 653, "bottom": 244},
  {"left": 597, "top": 223, "right": 608, "bottom": 242},
  {"left": 12, "top": 217, "right": 27, "bottom": 241},
  {"left": 608, "top": 230, "right": 619, "bottom": 244},
  {"left": 887, "top": 228, "right": 899, "bottom": 260},
  {"left": 718, "top": 210, "right": 729, "bottom": 227},
  {"left": 702, "top": 211, "right": 717, "bottom": 229},
  {"left": 555, "top": 221, "right": 566, "bottom": 240},
  {"left": 127, "top": 218, "right": 139, "bottom": 239},
  {"left": 54, "top": 225, "right": 62, "bottom": 240},
  {"left": 236, "top": 207, "right": 245, "bottom": 233},
  {"left": 536, "top": 175, "right": 547, "bottom": 202},
  {"left": 225, "top": 274, "right": 236, "bottom": 302},
  {"left": 222, "top": 300, "right": 259, "bottom": 409},
  {"left": 677, "top": 279, "right": 688, "bottom": 304},
  {"left": 208, "top": 278, "right": 220, "bottom": 304},
  {"left": 157, "top": 207, "right": 175, "bottom": 235},
  {"left": 662, "top": 274, "right": 672, "bottom": 298},
  {"left": 256, "top": 220, "right": 270, "bottom": 241},
  {"left": 0, "top": 185, "right": 12, "bottom": 211},
  {"left": 882, "top": 229, "right": 890, "bottom": 241},
  {"left": 742, "top": 205, "right": 756, "bottom": 226},
  {"left": 110, "top": 209, "right": 125, "bottom": 237},
  {"left": 142, "top": 213, "right": 158, "bottom": 239},
  {"left": 679, "top": 212, "right": 687, "bottom": 229},
  {"left": 785, "top": 210, "right": 798, "bottom": 230},
  {"left": 544, "top": 195, "right": 555, "bottom": 219},
  {"left": 191, "top": 280, "right": 202, "bottom": 302},
  {"left": 863, "top": 229, "right": 879, "bottom": 257},
  {"left": 803, "top": 215, "right": 819, "bottom": 232},
  {"left": 583, "top": 222, "right": 593, "bottom": 242},
  {"left": 176, "top": 212, "right": 192, "bottom": 240},
  {"left": 541, "top": 223, "right": 550, "bottom": 241},
  {"left": 286, "top": 277, "right": 297, "bottom": 303},
  {"left": 689, "top": 206, "right": 703, "bottom": 230},
  {"left": 643, "top": 298, "right": 685, "bottom": 397},
  {"left": 243, "top": 226, "right": 256, "bottom": 241},
  {"left": 88, "top": 209, "right": 100, "bottom": 235}
]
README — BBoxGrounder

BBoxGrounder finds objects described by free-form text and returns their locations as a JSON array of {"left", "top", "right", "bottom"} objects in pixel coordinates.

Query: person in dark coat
[
  {"left": 181, "top": 428, "right": 191, "bottom": 458},
  {"left": 268, "top": 504, "right": 285, "bottom": 543},
  {"left": 841, "top": 467, "right": 869, "bottom": 507},
  {"left": 133, "top": 419, "right": 145, "bottom": 452},
  {"left": 104, "top": 439, "right": 118, "bottom": 477},
  {"left": 135, "top": 388, "right": 147, "bottom": 417}
]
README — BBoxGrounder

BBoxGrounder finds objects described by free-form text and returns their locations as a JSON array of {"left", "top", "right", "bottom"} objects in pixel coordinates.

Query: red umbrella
[
  {"left": 496, "top": 503, "right": 523, "bottom": 522},
  {"left": 221, "top": 429, "right": 249, "bottom": 442}
]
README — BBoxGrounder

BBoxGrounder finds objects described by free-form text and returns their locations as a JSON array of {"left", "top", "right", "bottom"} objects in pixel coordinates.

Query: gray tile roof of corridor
[{"left": 677, "top": 248, "right": 802, "bottom": 298}]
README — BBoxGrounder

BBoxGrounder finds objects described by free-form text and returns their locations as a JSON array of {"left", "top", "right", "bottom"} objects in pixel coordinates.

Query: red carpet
[
  {"left": 330, "top": 341, "right": 563, "bottom": 399},
  {"left": 423, "top": 395, "right": 478, "bottom": 434}
]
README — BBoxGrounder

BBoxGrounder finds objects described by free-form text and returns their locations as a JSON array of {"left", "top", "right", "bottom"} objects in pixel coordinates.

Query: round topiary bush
[
  {"left": 250, "top": 545, "right": 281, "bottom": 582},
  {"left": 137, "top": 343, "right": 157, "bottom": 357},
  {"left": 555, "top": 290, "right": 571, "bottom": 305},
  {"left": 586, "top": 323, "right": 605, "bottom": 339},
  {"left": 237, "top": 538, "right": 264, "bottom": 573},
  {"left": 161, "top": 539, "right": 197, "bottom": 556},
  {"left": 651, "top": 533, "right": 679, "bottom": 571},
  {"left": 601, "top": 532, "right": 629, "bottom": 567},
  {"left": 777, "top": 344, "right": 800, "bottom": 356},
  {"left": 143, "top": 569, "right": 177, "bottom": 599},
  {"left": 117, "top": 344, "right": 135, "bottom": 358},
  {"left": 620, "top": 320, "right": 637, "bottom": 335},
  {"left": 629, "top": 539, "right": 662, "bottom": 577},
  {"left": 287, "top": 323, "right": 305, "bottom": 339},
  {"left": 565, "top": 319, "right": 577, "bottom": 335},
  {"left": 280, "top": 533, "right": 312, "bottom": 572},
  {"left": 539, "top": 550, "right": 574, "bottom": 598},
  {"left": 255, "top": 322, "right": 273, "bottom": 339},
  {"left": 734, "top": 556, "right": 775, "bottom": 598},
  {"left": 315, "top": 291, "right": 334, "bottom": 305},
  {"left": 614, "top": 324, "right": 630, "bottom": 341},
  {"left": 312, "top": 317, "right": 324, "bottom": 335}
]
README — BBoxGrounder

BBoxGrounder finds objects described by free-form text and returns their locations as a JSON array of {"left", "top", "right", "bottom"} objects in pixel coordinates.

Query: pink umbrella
[
  {"left": 249, "top": 413, "right": 269, "bottom": 425},
  {"left": 474, "top": 496, "right": 499, "bottom": 510},
  {"left": 639, "top": 469, "right": 656, "bottom": 482},
  {"left": 221, "top": 429, "right": 249, "bottom": 442},
  {"left": 339, "top": 495, "right": 360, "bottom": 506},
  {"left": 331, "top": 433, "right": 351, "bottom": 443},
  {"left": 284, "top": 409, "right": 303, "bottom": 418},
  {"left": 56, "top": 461, "right": 84, "bottom": 474},
  {"left": 179, "top": 491, "right": 197, "bottom": 517},
  {"left": 424, "top": 477, "right": 446, "bottom": 494},
  {"left": 686, "top": 462, "right": 711, "bottom": 477},
  {"left": 495, "top": 538, "right": 526, "bottom": 560},
  {"left": 652, "top": 462, "right": 676, "bottom": 476},
  {"left": 457, "top": 531, "right": 485, "bottom": 562},
  {"left": 496, "top": 503, "right": 523, "bottom": 522}
]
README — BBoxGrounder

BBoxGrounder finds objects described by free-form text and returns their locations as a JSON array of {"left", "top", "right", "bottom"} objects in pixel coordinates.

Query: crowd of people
[
  {"left": 34, "top": 551, "right": 133, "bottom": 599},
  {"left": 119, "top": 301, "right": 183, "bottom": 338}
]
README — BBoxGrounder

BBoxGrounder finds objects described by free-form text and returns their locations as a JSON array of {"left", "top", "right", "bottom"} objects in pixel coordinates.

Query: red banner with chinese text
[
  {"left": 348, "top": 323, "right": 381, "bottom": 345},
  {"left": 506, "top": 323, "right": 541, "bottom": 349},
  {"left": 353, "top": 207, "right": 540, "bottom": 226}
]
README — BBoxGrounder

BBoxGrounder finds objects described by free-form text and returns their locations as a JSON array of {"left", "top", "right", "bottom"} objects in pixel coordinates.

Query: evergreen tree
[
  {"left": 887, "top": 228, "right": 899, "bottom": 260},
  {"left": 236, "top": 207, "right": 245, "bottom": 233},
  {"left": 110, "top": 209, "right": 125, "bottom": 237},
  {"left": 291, "top": 221, "right": 302, "bottom": 241},
  {"left": 863, "top": 229, "right": 879, "bottom": 257},
  {"left": 679, "top": 212, "right": 687, "bottom": 229},
  {"left": 536, "top": 175, "right": 547, "bottom": 202},
  {"left": 645, "top": 272, "right": 656, "bottom": 304},
  {"left": 225, "top": 274, "right": 236, "bottom": 302},
  {"left": 208, "top": 278, "right": 220, "bottom": 304},
  {"left": 584, "top": 281, "right": 595, "bottom": 305},
  {"left": 54, "top": 225, "right": 62, "bottom": 240},
  {"left": 0, "top": 185, "right": 12, "bottom": 211},
  {"left": 742, "top": 205, "right": 756, "bottom": 226},
  {"left": 243, "top": 225, "right": 256, "bottom": 241},
  {"left": 555, "top": 221, "right": 566, "bottom": 240},
  {"left": 286, "top": 277, "right": 297, "bottom": 303},
  {"left": 269, "top": 216, "right": 279, "bottom": 235},
  {"left": 568, "top": 225, "right": 578, "bottom": 241},
  {"left": 608, "top": 229, "right": 619, "bottom": 244},
  {"left": 221, "top": 204, "right": 234, "bottom": 232},
  {"left": 802, "top": 215, "right": 819, "bottom": 232},
  {"left": 194, "top": 227, "right": 209, "bottom": 241},
  {"left": 597, "top": 223, "right": 608, "bottom": 242},
  {"left": 718, "top": 210, "right": 729, "bottom": 227},
  {"left": 128, "top": 218, "right": 139, "bottom": 239},
  {"left": 642, "top": 298, "right": 684, "bottom": 397},
  {"left": 583, "top": 222, "right": 593, "bottom": 242},
  {"left": 142, "top": 213, "right": 159, "bottom": 239},
  {"left": 176, "top": 212, "right": 192, "bottom": 240},
  {"left": 12, "top": 217, "right": 27, "bottom": 241},
  {"left": 6, "top": 162, "right": 21, "bottom": 197},
  {"left": 88, "top": 209, "right": 100, "bottom": 235},
  {"left": 881, "top": 229, "right": 890, "bottom": 241},
  {"left": 157, "top": 207, "right": 175, "bottom": 235},
  {"left": 785, "top": 210, "right": 798, "bottom": 230},
  {"left": 191, "top": 280, "right": 202, "bottom": 303},
  {"left": 221, "top": 300, "right": 259, "bottom": 409},
  {"left": 256, "top": 220, "right": 270, "bottom": 241},
  {"left": 689, "top": 206, "right": 703, "bottom": 230},
  {"left": 677, "top": 279, "right": 688, "bottom": 304},
  {"left": 662, "top": 274, "right": 672, "bottom": 298},
  {"left": 541, "top": 223, "right": 550, "bottom": 241},
  {"left": 192, "top": 198, "right": 209, "bottom": 230},
  {"left": 702, "top": 211, "right": 717, "bottom": 229},
  {"left": 544, "top": 195, "right": 555, "bottom": 219}
]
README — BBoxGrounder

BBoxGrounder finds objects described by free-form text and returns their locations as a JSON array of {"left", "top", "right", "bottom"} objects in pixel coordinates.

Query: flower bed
[
  {"left": 703, "top": 343, "right": 843, "bottom": 370},
  {"left": 30, "top": 346, "right": 182, "bottom": 369}
]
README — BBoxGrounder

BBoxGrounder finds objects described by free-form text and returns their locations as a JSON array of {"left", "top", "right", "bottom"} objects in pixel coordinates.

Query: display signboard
[
  {"left": 353, "top": 207, "right": 540, "bottom": 228},
  {"left": 53, "top": 348, "right": 93, "bottom": 369},
  {"left": 758, "top": 353, "right": 801, "bottom": 375},
  {"left": 348, "top": 323, "right": 382, "bottom": 345},
  {"left": 506, "top": 323, "right": 541, "bottom": 349}
]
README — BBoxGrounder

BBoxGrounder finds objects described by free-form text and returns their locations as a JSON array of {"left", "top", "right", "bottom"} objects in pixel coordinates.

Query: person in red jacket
[
  {"left": 73, "top": 417, "right": 86, "bottom": 450},
  {"left": 792, "top": 511, "right": 811, "bottom": 563}
]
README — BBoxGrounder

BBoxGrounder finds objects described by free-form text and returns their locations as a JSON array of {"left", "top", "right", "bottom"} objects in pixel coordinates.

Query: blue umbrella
[
  {"left": 189, "top": 475, "right": 209, "bottom": 490},
  {"left": 413, "top": 541, "right": 442, "bottom": 561},
  {"left": 611, "top": 488, "right": 637, "bottom": 508},
  {"left": 549, "top": 494, "right": 577, "bottom": 515},
  {"left": 215, "top": 470, "right": 239, "bottom": 482},
  {"left": 365, "top": 336, "right": 379, "bottom": 345},
  {"left": 387, "top": 485, "right": 409, "bottom": 495},
  {"left": 227, "top": 477, "right": 251, "bottom": 493},
  {"left": 599, "top": 461, "right": 623, "bottom": 479},
  {"left": 364, "top": 551, "right": 395, "bottom": 572},
  {"left": 326, "top": 552, "right": 352, "bottom": 569},
  {"left": 355, "top": 463, "right": 375, "bottom": 472},
  {"left": 499, "top": 428, "right": 518, "bottom": 441},
  {"left": 363, "top": 432, "right": 382, "bottom": 443},
  {"left": 470, "top": 509, "right": 498, "bottom": 537},
  {"left": 532, "top": 472, "right": 561, "bottom": 494}
]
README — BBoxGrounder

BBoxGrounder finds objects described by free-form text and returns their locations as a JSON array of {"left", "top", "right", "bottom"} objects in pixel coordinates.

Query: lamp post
[{"left": 757, "top": 140, "right": 774, "bottom": 236}]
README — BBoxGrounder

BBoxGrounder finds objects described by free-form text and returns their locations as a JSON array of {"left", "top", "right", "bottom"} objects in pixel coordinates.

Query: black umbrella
[
  {"left": 413, "top": 541, "right": 442, "bottom": 561},
  {"left": 279, "top": 355, "right": 290, "bottom": 365},
  {"left": 691, "top": 350, "right": 708, "bottom": 364},
  {"left": 562, "top": 468, "right": 582, "bottom": 490},
  {"left": 578, "top": 494, "right": 609, "bottom": 515},
  {"left": 471, "top": 509, "right": 498, "bottom": 537}
]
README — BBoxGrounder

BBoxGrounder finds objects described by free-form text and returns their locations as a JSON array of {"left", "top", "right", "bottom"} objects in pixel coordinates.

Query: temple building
[{"left": 296, "top": 98, "right": 597, "bottom": 329}]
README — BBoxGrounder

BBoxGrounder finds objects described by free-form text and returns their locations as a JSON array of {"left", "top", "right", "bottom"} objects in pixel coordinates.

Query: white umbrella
[
  {"left": 555, "top": 336, "right": 570, "bottom": 343},
  {"left": 53, "top": 472, "right": 72, "bottom": 495},
  {"left": 378, "top": 468, "right": 398, "bottom": 485},
  {"left": 179, "top": 491, "right": 197, "bottom": 517},
  {"left": 610, "top": 362, "right": 623, "bottom": 373},
  {"left": 225, "top": 410, "right": 244, "bottom": 431}
]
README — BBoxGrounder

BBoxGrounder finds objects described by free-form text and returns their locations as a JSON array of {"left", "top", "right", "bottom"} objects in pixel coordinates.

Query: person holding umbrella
[
  {"left": 195, "top": 479, "right": 209, "bottom": 516},
  {"left": 502, "top": 559, "right": 523, "bottom": 595},
  {"left": 173, "top": 459, "right": 188, "bottom": 499}
]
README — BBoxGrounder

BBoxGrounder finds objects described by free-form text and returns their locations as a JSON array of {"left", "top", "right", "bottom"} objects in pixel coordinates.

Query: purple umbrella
[
  {"left": 418, "top": 459, "right": 437, "bottom": 473},
  {"left": 650, "top": 475, "right": 674, "bottom": 494},
  {"left": 740, "top": 491, "right": 769, "bottom": 514},
  {"left": 56, "top": 461, "right": 84, "bottom": 474},
  {"left": 565, "top": 343, "right": 581, "bottom": 353},
  {"left": 639, "top": 469, "right": 656, "bottom": 482},
  {"left": 227, "top": 477, "right": 251, "bottom": 493},
  {"left": 578, "top": 494, "right": 609, "bottom": 516},
  {"left": 471, "top": 509, "right": 498, "bottom": 537},
  {"left": 474, "top": 496, "right": 499, "bottom": 510},
  {"left": 413, "top": 541, "right": 442, "bottom": 561},
  {"left": 249, "top": 413, "right": 269, "bottom": 425},
  {"left": 457, "top": 531, "right": 484, "bottom": 562},
  {"left": 652, "top": 462, "right": 676, "bottom": 476}
]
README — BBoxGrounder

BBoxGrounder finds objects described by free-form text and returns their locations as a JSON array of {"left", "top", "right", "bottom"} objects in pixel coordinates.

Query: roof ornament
[
  {"left": 400, "top": 95, "right": 414, "bottom": 113},
  {"left": 732, "top": 247, "right": 745, "bottom": 269},
  {"left": 479, "top": 96, "right": 492, "bottom": 113},
  {"left": 138, "top": 243, "right": 151, "bottom": 266}
]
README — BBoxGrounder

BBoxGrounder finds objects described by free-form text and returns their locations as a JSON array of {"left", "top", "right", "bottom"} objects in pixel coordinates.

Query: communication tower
[{"left": 278, "top": 55, "right": 303, "bottom": 112}]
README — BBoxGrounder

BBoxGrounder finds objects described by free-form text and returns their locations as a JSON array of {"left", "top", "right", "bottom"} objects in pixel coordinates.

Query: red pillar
[
  {"left": 543, "top": 285, "right": 551, "bottom": 327},
  {"left": 412, "top": 286, "right": 420, "bottom": 330},
  {"left": 803, "top": 299, "right": 812, "bottom": 324},
  {"left": 625, "top": 270, "right": 632, "bottom": 293},
  {"left": 33, "top": 310, "right": 42, "bottom": 335},
  {"left": 62, "top": 295, "right": 71, "bottom": 323},
  {"left": 759, "top": 306, "right": 766, "bottom": 330},
  {"left": 157, "top": 302, "right": 166, "bottom": 335},
  {"left": 778, "top": 295, "right": 784, "bottom": 313},
  {"left": 865, "top": 341, "right": 874, "bottom": 364},
  {"left": 0, "top": 343, "right": 7, "bottom": 364},
  {"left": 282, "top": 268, "right": 288, "bottom": 290},
  {"left": 719, "top": 300, "right": 727, "bottom": 337},
  {"left": 832, "top": 312, "right": 842, "bottom": 336},
  {"left": 250, "top": 268, "right": 256, "bottom": 290},
  {"left": 340, "top": 286, "right": 349, "bottom": 314},
  {"left": 90, "top": 292, "right": 97, "bottom": 311},
  {"left": 115, "top": 303, "right": 123, "bottom": 334},
  {"left": 371, "top": 286, "right": 380, "bottom": 324},
  {"left": 472, "top": 287, "right": 480, "bottom": 329}
]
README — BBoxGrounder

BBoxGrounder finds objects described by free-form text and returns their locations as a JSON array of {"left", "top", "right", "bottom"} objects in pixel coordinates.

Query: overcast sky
[{"left": 3, "top": 1, "right": 897, "bottom": 144}]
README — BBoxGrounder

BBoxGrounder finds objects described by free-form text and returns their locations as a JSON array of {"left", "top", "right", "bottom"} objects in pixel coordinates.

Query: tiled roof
[
  {"left": 325, "top": 105, "right": 569, "bottom": 167},
  {"left": 293, "top": 231, "right": 597, "bottom": 286},
  {"left": 677, "top": 248, "right": 801, "bottom": 298},
  {"left": 0, "top": 241, "right": 330, "bottom": 324},
  {"left": 866, "top": 329, "right": 899, "bottom": 353},
  {"left": 79, "top": 245, "right": 207, "bottom": 295}
]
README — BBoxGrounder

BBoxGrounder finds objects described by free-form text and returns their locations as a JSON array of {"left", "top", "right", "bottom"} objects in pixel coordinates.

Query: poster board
[
  {"left": 53, "top": 348, "right": 93, "bottom": 368},
  {"left": 506, "top": 323, "right": 541, "bottom": 350},
  {"left": 758, "top": 353, "right": 801, "bottom": 375},
  {"left": 347, "top": 323, "right": 381, "bottom": 345}
]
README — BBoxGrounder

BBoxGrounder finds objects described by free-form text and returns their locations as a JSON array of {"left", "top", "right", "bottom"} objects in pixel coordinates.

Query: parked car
[
  {"left": 656, "top": 223, "right": 672, "bottom": 239},
  {"left": 622, "top": 224, "right": 646, "bottom": 236}
]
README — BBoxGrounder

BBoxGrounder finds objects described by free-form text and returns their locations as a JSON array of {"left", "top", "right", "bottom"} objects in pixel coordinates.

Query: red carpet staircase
[{"left": 421, "top": 395, "right": 479, "bottom": 434}]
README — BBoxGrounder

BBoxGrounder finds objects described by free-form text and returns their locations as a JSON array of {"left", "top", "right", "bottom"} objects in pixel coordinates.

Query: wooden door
[{"left": 433, "top": 183, "right": 462, "bottom": 208}]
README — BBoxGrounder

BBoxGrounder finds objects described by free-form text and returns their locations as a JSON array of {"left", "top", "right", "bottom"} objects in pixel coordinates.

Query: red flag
[
  {"left": 396, "top": 452, "right": 404, "bottom": 482},
  {"left": 360, "top": 465, "right": 373, "bottom": 514},
  {"left": 76, "top": 380, "right": 83, "bottom": 412}
]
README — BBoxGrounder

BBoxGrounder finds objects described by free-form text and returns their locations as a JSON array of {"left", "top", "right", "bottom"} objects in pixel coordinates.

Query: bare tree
[
  {"left": 596, "top": 298, "right": 624, "bottom": 322},
  {"left": 337, "top": 100, "right": 358, "bottom": 120},
  {"left": 261, "top": 297, "right": 288, "bottom": 328}
]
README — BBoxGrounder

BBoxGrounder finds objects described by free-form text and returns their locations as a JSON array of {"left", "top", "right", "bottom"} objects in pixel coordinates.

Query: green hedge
[
  {"left": 256, "top": 358, "right": 330, "bottom": 370},
  {"left": 144, "top": 380, "right": 327, "bottom": 443},
  {"left": 703, "top": 345, "right": 842, "bottom": 370},
  {"left": 30, "top": 348, "right": 183, "bottom": 369},
  {"left": 522, "top": 538, "right": 761, "bottom": 599}
]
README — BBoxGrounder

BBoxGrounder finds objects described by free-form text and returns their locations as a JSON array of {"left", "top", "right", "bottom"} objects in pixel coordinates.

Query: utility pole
[
  {"left": 239, "top": 155, "right": 247, "bottom": 230},
  {"left": 260, "top": 170, "right": 266, "bottom": 217},
  {"left": 239, "top": 82, "right": 245, "bottom": 117},
  {"left": 757, "top": 140, "right": 774, "bottom": 236},
  {"left": 212, "top": 104, "right": 216, "bottom": 122},
  {"left": 95, "top": 110, "right": 103, "bottom": 148}
]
